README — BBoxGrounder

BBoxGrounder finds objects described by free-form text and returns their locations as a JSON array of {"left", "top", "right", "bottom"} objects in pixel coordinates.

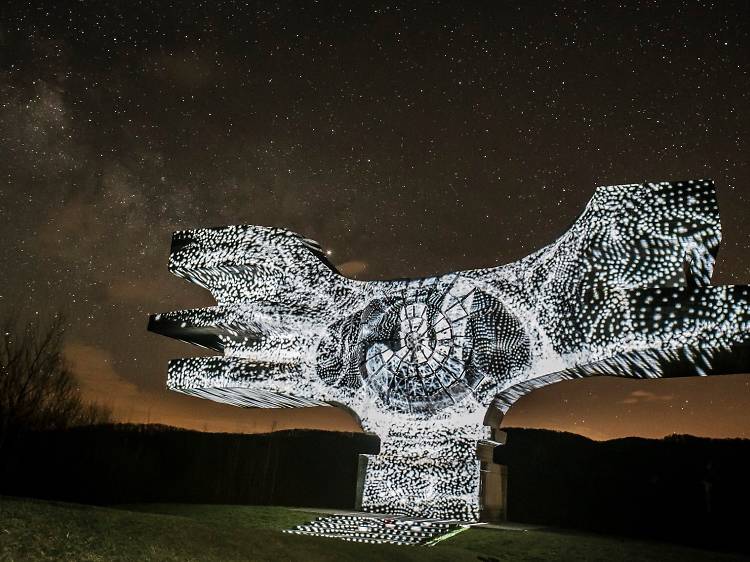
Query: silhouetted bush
[{"left": 0, "top": 313, "right": 111, "bottom": 451}]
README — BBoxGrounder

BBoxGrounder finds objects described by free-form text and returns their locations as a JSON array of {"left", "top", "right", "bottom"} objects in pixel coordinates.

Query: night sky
[{"left": 1, "top": 1, "right": 749, "bottom": 439}]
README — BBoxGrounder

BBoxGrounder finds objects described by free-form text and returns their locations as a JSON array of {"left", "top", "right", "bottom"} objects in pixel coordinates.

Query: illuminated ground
[{"left": 0, "top": 497, "right": 744, "bottom": 561}]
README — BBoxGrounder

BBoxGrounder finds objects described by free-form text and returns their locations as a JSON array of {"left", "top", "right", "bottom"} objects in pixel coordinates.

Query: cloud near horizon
[
  {"left": 335, "top": 260, "right": 368, "bottom": 278},
  {"left": 619, "top": 390, "right": 674, "bottom": 405}
]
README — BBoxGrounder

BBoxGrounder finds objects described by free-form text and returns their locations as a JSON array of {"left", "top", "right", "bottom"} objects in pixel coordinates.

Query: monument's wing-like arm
[
  {"left": 149, "top": 225, "right": 366, "bottom": 407},
  {"left": 480, "top": 180, "right": 746, "bottom": 422},
  {"left": 489, "top": 284, "right": 750, "bottom": 418},
  {"left": 480, "top": 180, "right": 722, "bottom": 355}
]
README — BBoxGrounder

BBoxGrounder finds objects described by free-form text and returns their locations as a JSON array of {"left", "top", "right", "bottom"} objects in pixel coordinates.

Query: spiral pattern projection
[
  {"left": 315, "top": 278, "right": 532, "bottom": 416},
  {"left": 148, "top": 179, "right": 750, "bottom": 522}
]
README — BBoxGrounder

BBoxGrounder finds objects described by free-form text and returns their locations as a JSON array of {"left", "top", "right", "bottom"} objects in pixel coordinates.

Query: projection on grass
[{"left": 149, "top": 180, "right": 750, "bottom": 520}]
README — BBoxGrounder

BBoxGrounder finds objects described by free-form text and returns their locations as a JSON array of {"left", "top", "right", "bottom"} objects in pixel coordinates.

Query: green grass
[{"left": 0, "top": 497, "right": 745, "bottom": 562}]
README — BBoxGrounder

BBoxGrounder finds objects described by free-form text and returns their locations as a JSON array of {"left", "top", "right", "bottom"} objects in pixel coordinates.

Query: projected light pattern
[
  {"left": 285, "top": 515, "right": 467, "bottom": 546},
  {"left": 149, "top": 179, "right": 750, "bottom": 521}
]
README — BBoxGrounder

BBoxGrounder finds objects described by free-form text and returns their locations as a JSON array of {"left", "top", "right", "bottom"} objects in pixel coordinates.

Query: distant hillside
[
  {"left": 4, "top": 422, "right": 750, "bottom": 551},
  {"left": 496, "top": 427, "right": 750, "bottom": 552},
  {"left": 0, "top": 423, "right": 380, "bottom": 508}
]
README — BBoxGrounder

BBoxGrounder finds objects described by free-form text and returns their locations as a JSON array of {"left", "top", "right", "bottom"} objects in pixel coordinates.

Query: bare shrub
[{"left": 0, "top": 312, "right": 112, "bottom": 448}]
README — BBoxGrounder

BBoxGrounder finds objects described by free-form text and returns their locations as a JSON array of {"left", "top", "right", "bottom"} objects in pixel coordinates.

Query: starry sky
[{"left": 1, "top": 1, "right": 749, "bottom": 440}]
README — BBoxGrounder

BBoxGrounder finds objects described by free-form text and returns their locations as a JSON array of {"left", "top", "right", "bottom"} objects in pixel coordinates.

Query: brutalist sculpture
[{"left": 149, "top": 179, "right": 750, "bottom": 520}]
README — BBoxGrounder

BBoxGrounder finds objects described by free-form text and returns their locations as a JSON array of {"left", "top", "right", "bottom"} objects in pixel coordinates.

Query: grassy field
[{"left": 0, "top": 497, "right": 746, "bottom": 562}]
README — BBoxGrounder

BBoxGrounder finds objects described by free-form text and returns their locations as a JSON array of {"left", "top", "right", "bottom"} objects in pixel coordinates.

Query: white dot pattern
[{"left": 149, "top": 179, "right": 749, "bottom": 521}]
